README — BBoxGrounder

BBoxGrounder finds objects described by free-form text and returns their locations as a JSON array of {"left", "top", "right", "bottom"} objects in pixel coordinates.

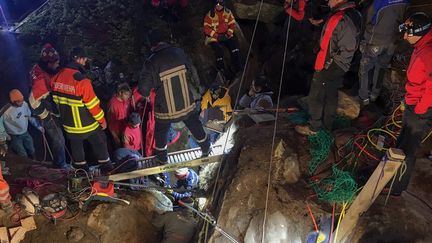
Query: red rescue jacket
[
  {"left": 29, "top": 64, "right": 54, "bottom": 119},
  {"left": 405, "top": 30, "right": 432, "bottom": 115}
]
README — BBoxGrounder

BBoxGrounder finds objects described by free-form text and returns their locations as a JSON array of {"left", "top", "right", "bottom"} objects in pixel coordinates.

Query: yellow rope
[
  {"left": 367, "top": 128, "right": 398, "bottom": 151},
  {"left": 333, "top": 202, "right": 348, "bottom": 243}
]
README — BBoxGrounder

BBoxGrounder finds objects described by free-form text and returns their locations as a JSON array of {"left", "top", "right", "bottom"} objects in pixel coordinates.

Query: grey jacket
[
  {"left": 239, "top": 91, "right": 273, "bottom": 109},
  {"left": 323, "top": 2, "right": 362, "bottom": 72},
  {"left": 363, "top": 0, "right": 408, "bottom": 46}
]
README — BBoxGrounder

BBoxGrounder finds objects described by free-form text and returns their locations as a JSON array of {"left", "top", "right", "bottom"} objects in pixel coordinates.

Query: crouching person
[
  {"left": 153, "top": 197, "right": 197, "bottom": 243},
  {"left": 239, "top": 75, "right": 273, "bottom": 110},
  {"left": 166, "top": 168, "right": 199, "bottom": 201}
]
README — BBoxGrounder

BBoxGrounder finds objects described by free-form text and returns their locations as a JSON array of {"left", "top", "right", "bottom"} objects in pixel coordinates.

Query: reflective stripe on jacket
[
  {"left": 204, "top": 8, "right": 236, "bottom": 44},
  {"left": 51, "top": 63, "right": 105, "bottom": 138}
]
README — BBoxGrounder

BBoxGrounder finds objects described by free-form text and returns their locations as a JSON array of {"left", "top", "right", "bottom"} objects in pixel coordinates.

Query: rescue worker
[
  {"left": 204, "top": 0, "right": 241, "bottom": 77},
  {"left": 239, "top": 75, "right": 274, "bottom": 110},
  {"left": 28, "top": 43, "right": 67, "bottom": 168},
  {"left": 391, "top": 13, "right": 432, "bottom": 195},
  {"left": 51, "top": 47, "right": 112, "bottom": 172},
  {"left": 295, "top": 0, "right": 361, "bottom": 136},
  {"left": 152, "top": 197, "right": 197, "bottom": 243},
  {"left": 358, "top": 0, "right": 409, "bottom": 105},
  {"left": 0, "top": 166, "right": 12, "bottom": 212},
  {"left": 0, "top": 90, "right": 44, "bottom": 159},
  {"left": 200, "top": 84, "right": 232, "bottom": 122},
  {"left": 139, "top": 30, "right": 210, "bottom": 164},
  {"left": 284, "top": 0, "right": 306, "bottom": 22},
  {"left": 166, "top": 168, "right": 199, "bottom": 201},
  {"left": 108, "top": 83, "right": 132, "bottom": 147}
]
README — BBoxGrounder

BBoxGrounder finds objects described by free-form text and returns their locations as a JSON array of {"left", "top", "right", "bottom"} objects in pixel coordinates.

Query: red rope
[
  {"left": 353, "top": 141, "right": 380, "bottom": 161},
  {"left": 306, "top": 202, "right": 319, "bottom": 232}
]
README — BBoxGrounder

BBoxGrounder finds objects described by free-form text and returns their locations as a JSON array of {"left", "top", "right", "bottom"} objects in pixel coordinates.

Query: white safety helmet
[{"left": 19, "top": 188, "right": 40, "bottom": 215}]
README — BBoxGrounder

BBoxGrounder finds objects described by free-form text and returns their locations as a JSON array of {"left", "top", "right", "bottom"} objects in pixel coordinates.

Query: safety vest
[
  {"left": 314, "top": 6, "right": 353, "bottom": 71},
  {"left": 204, "top": 8, "right": 236, "bottom": 44},
  {"left": 51, "top": 65, "right": 105, "bottom": 138},
  {"left": 201, "top": 88, "right": 232, "bottom": 121}
]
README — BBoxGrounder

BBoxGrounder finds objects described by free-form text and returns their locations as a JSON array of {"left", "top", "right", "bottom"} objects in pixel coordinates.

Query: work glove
[
  {"left": 0, "top": 140, "right": 8, "bottom": 157},
  {"left": 217, "top": 34, "right": 229, "bottom": 42}
]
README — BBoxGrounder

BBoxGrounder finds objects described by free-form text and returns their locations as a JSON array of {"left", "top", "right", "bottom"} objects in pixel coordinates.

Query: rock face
[
  {"left": 232, "top": 2, "right": 283, "bottom": 23},
  {"left": 208, "top": 127, "right": 321, "bottom": 243},
  {"left": 273, "top": 140, "right": 301, "bottom": 184},
  {"left": 336, "top": 91, "right": 360, "bottom": 120},
  {"left": 86, "top": 193, "right": 161, "bottom": 243}
]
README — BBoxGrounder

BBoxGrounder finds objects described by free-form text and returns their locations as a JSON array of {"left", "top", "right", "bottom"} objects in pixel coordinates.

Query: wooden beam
[
  {"left": 106, "top": 155, "right": 223, "bottom": 182},
  {"left": 335, "top": 148, "right": 405, "bottom": 243},
  {"left": 0, "top": 227, "right": 9, "bottom": 243}
]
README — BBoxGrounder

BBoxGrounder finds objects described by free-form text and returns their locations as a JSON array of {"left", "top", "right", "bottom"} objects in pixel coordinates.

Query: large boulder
[
  {"left": 232, "top": 2, "right": 283, "bottom": 24},
  {"left": 337, "top": 91, "right": 360, "bottom": 120},
  {"left": 273, "top": 140, "right": 301, "bottom": 184}
]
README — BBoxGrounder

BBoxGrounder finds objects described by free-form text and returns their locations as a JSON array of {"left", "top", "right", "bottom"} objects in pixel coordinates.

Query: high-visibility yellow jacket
[
  {"left": 201, "top": 88, "right": 232, "bottom": 121},
  {"left": 51, "top": 63, "right": 105, "bottom": 139},
  {"left": 203, "top": 8, "right": 236, "bottom": 44}
]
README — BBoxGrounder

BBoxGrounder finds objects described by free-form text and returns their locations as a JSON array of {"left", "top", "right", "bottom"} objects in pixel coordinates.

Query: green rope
[
  {"left": 308, "top": 130, "right": 334, "bottom": 175},
  {"left": 310, "top": 165, "right": 358, "bottom": 204},
  {"left": 287, "top": 111, "right": 310, "bottom": 125}
]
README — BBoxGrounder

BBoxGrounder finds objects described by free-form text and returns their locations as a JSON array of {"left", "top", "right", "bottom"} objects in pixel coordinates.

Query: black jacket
[{"left": 139, "top": 43, "right": 201, "bottom": 123}]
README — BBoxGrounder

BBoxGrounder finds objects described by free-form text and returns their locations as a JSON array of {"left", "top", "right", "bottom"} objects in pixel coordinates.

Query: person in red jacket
[
  {"left": 28, "top": 44, "right": 67, "bottom": 169},
  {"left": 108, "top": 83, "right": 132, "bottom": 147},
  {"left": 284, "top": 0, "right": 306, "bottom": 21},
  {"left": 123, "top": 112, "right": 142, "bottom": 152},
  {"left": 391, "top": 12, "right": 432, "bottom": 195}
]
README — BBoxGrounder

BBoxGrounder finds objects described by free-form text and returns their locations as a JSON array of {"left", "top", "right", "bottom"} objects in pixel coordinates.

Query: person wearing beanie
[
  {"left": 295, "top": 0, "right": 361, "bottom": 136},
  {"left": 204, "top": 0, "right": 242, "bottom": 79},
  {"left": 108, "top": 83, "right": 132, "bottom": 147},
  {"left": 390, "top": 12, "right": 432, "bottom": 196},
  {"left": 165, "top": 168, "right": 199, "bottom": 201},
  {"left": 152, "top": 196, "right": 197, "bottom": 243},
  {"left": 139, "top": 29, "right": 210, "bottom": 165},
  {"left": 51, "top": 47, "right": 112, "bottom": 173},
  {"left": 358, "top": 0, "right": 409, "bottom": 106},
  {"left": 28, "top": 43, "right": 67, "bottom": 168},
  {"left": 123, "top": 112, "right": 142, "bottom": 151},
  {"left": 239, "top": 75, "right": 274, "bottom": 110},
  {"left": 0, "top": 89, "right": 43, "bottom": 159}
]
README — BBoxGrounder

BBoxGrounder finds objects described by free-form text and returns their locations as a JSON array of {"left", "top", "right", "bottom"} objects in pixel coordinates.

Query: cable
[
  {"left": 261, "top": 5, "right": 293, "bottom": 242},
  {"left": 405, "top": 190, "right": 432, "bottom": 211},
  {"left": 203, "top": 0, "right": 268, "bottom": 240},
  {"left": 332, "top": 202, "right": 348, "bottom": 243}
]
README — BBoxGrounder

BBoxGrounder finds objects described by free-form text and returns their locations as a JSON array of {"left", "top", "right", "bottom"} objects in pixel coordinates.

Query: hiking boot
[
  {"left": 295, "top": 125, "right": 318, "bottom": 136},
  {"left": 201, "top": 147, "right": 212, "bottom": 158},
  {"left": 100, "top": 162, "right": 114, "bottom": 175},
  {"left": 154, "top": 157, "right": 168, "bottom": 165},
  {"left": 360, "top": 98, "right": 370, "bottom": 106}
]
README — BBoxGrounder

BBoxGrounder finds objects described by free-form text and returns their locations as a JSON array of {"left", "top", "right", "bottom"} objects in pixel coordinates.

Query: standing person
[
  {"left": 0, "top": 89, "right": 44, "bottom": 159},
  {"left": 51, "top": 47, "right": 112, "bottom": 172},
  {"left": 139, "top": 30, "right": 210, "bottom": 164},
  {"left": 123, "top": 112, "right": 142, "bottom": 152},
  {"left": 391, "top": 13, "right": 432, "bottom": 195},
  {"left": 358, "top": 0, "right": 409, "bottom": 105},
  {"left": 204, "top": 0, "right": 241, "bottom": 78},
  {"left": 108, "top": 83, "right": 132, "bottom": 147},
  {"left": 28, "top": 43, "right": 67, "bottom": 169},
  {"left": 295, "top": 0, "right": 362, "bottom": 136}
]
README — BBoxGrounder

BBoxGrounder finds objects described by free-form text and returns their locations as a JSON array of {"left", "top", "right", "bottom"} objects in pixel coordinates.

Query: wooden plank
[
  {"left": 335, "top": 148, "right": 405, "bottom": 243},
  {"left": 0, "top": 227, "right": 9, "bottom": 243},
  {"left": 10, "top": 227, "right": 26, "bottom": 243},
  {"left": 20, "top": 217, "right": 37, "bottom": 231},
  {"left": 7, "top": 227, "right": 20, "bottom": 239},
  {"left": 106, "top": 155, "right": 223, "bottom": 182}
]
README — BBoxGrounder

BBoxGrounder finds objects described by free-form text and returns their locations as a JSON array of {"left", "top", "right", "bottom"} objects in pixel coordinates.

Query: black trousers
[
  {"left": 69, "top": 129, "right": 110, "bottom": 166},
  {"left": 154, "top": 111, "right": 209, "bottom": 162},
  {"left": 209, "top": 38, "right": 240, "bottom": 73},
  {"left": 392, "top": 106, "right": 432, "bottom": 194},
  {"left": 307, "top": 63, "right": 345, "bottom": 131}
]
